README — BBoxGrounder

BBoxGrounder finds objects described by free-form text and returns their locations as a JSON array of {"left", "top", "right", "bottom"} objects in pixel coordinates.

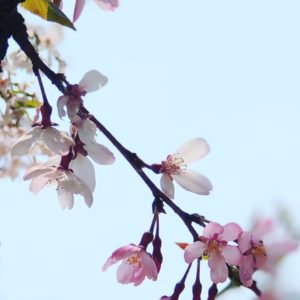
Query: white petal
[
  {"left": 70, "top": 154, "right": 96, "bottom": 192},
  {"left": 176, "top": 138, "right": 210, "bottom": 164},
  {"left": 42, "top": 127, "right": 74, "bottom": 155},
  {"left": 77, "top": 119, "right": 97, "bottom": 144},
  {"left": 85, "top": 142, "right": 115, "bottom": 165},
  {"left": 29, "top": 170, "right": 55, "bottom": 194},
  {"left": 57, "top": 95, "right": 69, "bottom": 119},
  {"left": 57, "top": 187, "right": 74, "bottom": 209},
  {"left": 173, "top": 169, "right": 212, "bottom": 195},
  {"left": 79, "top": 70, "right": 108, "bottom": 93},
  {"left": 24, "top": 165, "right": 54, "bottom": 181},
  {"left": 160, "top": 173, "right": 174, "bottom": 199},
  {"left": 11, "top": 127, "right": 40, "bottom": 156}
]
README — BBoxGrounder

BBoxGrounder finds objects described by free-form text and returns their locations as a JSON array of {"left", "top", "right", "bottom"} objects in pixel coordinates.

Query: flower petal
[
  {"left": 85, "top": 142, "right": 115, "bottom": 165},
  {"left": 110, "top": 245, "right": 141, "bottom": 261},
  {"left": 11, "top": 127, "right": 40, "bottom": 156},
  {"left": 239, "top": 255, "right": 255, "bottom": 285},
  {"left": 79, "top": 70, "right": 108, "bottom": 93},
  {"left": 222, "top": 245, "right": 241, "bottom": 266},
  {"left": 95, "top": 0, "right": 119, "bottom": 11},
  {"left": 208, "top": 253, "right": 228, "bottom": 283},
  {"left": 70, "top": 154, "right": 96, "bottom": 192},
  {"left": 29, "top": 171, "right": 54, "bottom": 194},
  {"left": 160, "top": 173, "right": 174, "bottom": 199},
  {"left": 203, "top": 222, "right": 223, "bottom": 239},
  {"left": 238, "top": 231, "right": 252, "bottom": 254},
  {"left": 219, "top": 222, "right": 242, "bottom": 241},
  {"left": 173, "top": 169, "right": 212, "bottom": 195},
  {"left": 116, "top": 260, "right": 135, "bottom": 284},
  {"left": 140, "top": 252, "right": 158, "bottom": 280},
  {"left": 184, "top": 241, "right": 205, "bottom": 263},
  {"left": 57, "top": 95, "right": 68, "bottom": 119},
  {"left": 42, "top": 127, "right": 74, "bottom": 155},
  {"left": 176, "top": 138, "right": 210, "bottom": 164},
  {"left": 73, "top": 0, "right": 86, "bottom": 22},
  {"left": 57, "top": 187, "right": 74, "bottom": 209}
]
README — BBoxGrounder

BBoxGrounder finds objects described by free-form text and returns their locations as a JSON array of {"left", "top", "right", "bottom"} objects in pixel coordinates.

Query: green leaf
[{"left": 21, "top": 0, "right": 75, "bottom": 30}]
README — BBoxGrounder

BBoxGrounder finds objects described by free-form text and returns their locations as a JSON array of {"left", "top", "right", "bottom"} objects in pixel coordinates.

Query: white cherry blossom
[
  {"left": 57, "top": 70, "right": 108, "bottom": 124},
  {"left": 11, "top": 126, "right": 74, "bottom": 157},
  {"left": 24, "top": 162, "right": 93, "bottom": 209},
  {"left": 159, "top": 138, "right": 212, "bottom": 199}
]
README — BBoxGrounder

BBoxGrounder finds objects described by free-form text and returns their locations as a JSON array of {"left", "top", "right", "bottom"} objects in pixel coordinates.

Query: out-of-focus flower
[
  {"left": 184, "top": 222, "right": 242, "bottom": 283},
  {"left": 57, "top": 70, "right": 107, "bottom": 124},
  {"left": 158, "top": 138, "right": 212, "bottom": 199},
  {"left": 24, "top": 161, "right": 93, "bottom": 209},
  {"left": 73, "top": 0, "right": 119, "bottom": 22},
  {"left": 238, "top": 219, "right": 298, "bottom": 287},
  {"left": 102, "top": 244, "right": 158, "bottom": 286},
  {"left": 11, "top": 126, "right": 74, "bottom": 157}
]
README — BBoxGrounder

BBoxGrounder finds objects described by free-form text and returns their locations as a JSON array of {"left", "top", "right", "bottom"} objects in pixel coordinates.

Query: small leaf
[{"left": 21, "top": 0, "right": 75, "bottom": 30}]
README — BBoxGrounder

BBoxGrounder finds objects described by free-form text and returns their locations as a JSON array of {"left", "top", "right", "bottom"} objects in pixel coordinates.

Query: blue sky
[{"left": 1, "top": 1, "right": 300, "bottom": 299}]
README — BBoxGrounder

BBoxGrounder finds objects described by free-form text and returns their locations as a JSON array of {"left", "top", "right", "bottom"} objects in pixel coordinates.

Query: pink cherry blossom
[
  {"left": 184, "top": 222, "right": 242, "bottom": 283},
  {"left": 24, "top": 161, "right": 93, "bottom": 209},
  {"left": 73, "top": 0, "right": 119, "bottom": 22},
  {"left": 159, "top": 138, "right": 212, "bottom": 199},
  {"left": 238, "top": 219, "right": 298, "bottom": 287},
  {"left": 57, "top": 70, "right": 108, "bottom": 124},
  {"left": 11, "top": 126, "right": 74, "bottom": 157},
  {"left": 102, "top": 244, "right": 158, "bottom": 286}
]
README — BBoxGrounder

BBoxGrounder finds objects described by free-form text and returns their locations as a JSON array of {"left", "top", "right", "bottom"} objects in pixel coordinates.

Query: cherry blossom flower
[
  {"left": 158, "top": 138, "right": 212, "bottom": 199},
  {"left": 238, "top": 219, "right": 298, "bottom": 287},
  {"left": 102, "top": 244, "right": 158, "bottom": 286},
  {"left": 11, "top": 126, "right": 74, "bottom": 157},
  {"left": 184, "top": 222, "right": 242, "bottom": 283},
  {"left": 23, "top": 161, "right": 93, "bottom": 209},
  {"left": 57, "top": 70, "right": 107, "bottom": 124},
  {"left": 73, "top": 0, "right": 119, "bottom": 22}
]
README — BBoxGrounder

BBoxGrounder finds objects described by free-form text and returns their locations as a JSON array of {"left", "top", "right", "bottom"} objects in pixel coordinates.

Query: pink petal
[
  {"left": 160, "top": 173, "right": 174, "bottom": 199},
  {"left": 110, "top": 245, "right": 141, "bottom": 261},
  {"left": 238, "top": 231, "right": 252, "bottom": 254},
  {"left": 184, "top": 241, "right": 205, "bottom": 263},
  {"left": 95, "top": 0, "right": 119, "bottom": 11},
  {"left": 203, "top": 222, "right": 224, "bottom": 239},
  {"left": 219, "top": 222, "right": 242, "bottom": 241},
  {"left": 79, "top": 70, "right": 108, "bottom": 93},
  {"left": 102, "top": 257, "right": 119, "bottom": 271},
  {"left": 116, "top": 260, "right": 135, "bottom": 284},
  {"left": 73, "top": 0, "right": 86, "bottom": 22},
  {"left": 84, "top": 142, "right": 115, "bottom": 165},
  {"left": 208, "top": 253, "right": 228, "bottom": 283},
  {"left": 266, "top": 240, "right": 298, "bottom": 261},
  {"left": 140, "top": 252, "right": 158, "bottom": 280},
  {"left": 82, "top": 186, "right": 93, "bottom": 208},
  {"left": 133, "top": 268, "right": 146, "bottom": 286},
  {"left": 222, "top": 245, "right": 241, "bottom": 266},
  {"left": 239, "top": 255, "right": 255, "bottom": 285},
  {"left": 176, "top": 138, "right": 210, "bottom": 164},
  {"left": 252, "top": 219, "right": 273, "bottom": 241},
  {"left": 173, "top": 169, "right": 212, "bottom": 195}
]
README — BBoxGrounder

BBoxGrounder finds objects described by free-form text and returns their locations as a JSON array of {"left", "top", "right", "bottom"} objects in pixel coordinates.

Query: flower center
[
  {"left": 126, "top": 254, "right": 142, "bottom": 267},
  {"left": 161, "top": 154, "right": 186, "bottom": 175},
  {"left": 203, "top": 239, "right": 223, "bottom": 257},
  {"left": 251, "top": 243, "right": 266, "bottom": 258}
]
